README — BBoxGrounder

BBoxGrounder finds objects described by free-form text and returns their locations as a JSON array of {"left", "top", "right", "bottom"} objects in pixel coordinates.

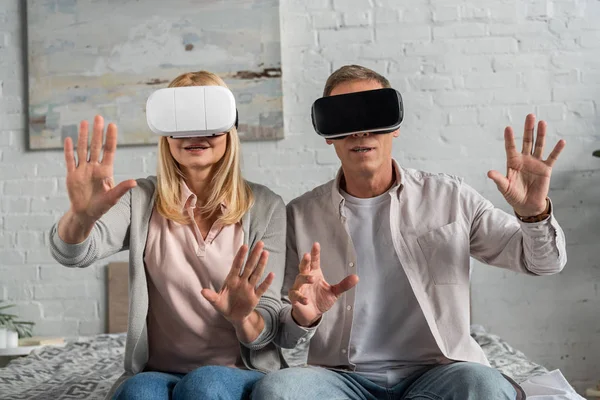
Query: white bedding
[
  {"left": 0, "top": 326, "right": 584, "bottom": 399},
  {"left": 520, "top": 370, "right": 585, "bottom": 400}
]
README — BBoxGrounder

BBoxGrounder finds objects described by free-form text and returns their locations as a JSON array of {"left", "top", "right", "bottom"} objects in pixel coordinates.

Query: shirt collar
[
  {"left": 331, "top": 158, "right": 404, "bottom": 217},
  {"left": 180, "top": 180, "right": 196, "bottom": 212},
  {"left": 180, "top": 180, "right": 227, "bottom": 213}
]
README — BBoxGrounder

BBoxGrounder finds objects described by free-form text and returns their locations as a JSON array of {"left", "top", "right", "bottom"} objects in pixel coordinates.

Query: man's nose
[{"left": 352, "top": 131, "right": 371, "bottom": 138}]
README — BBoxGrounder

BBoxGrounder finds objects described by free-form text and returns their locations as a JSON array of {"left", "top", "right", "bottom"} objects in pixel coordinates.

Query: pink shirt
[{"left": 144, "top": 181, "right": 244, "bottom": 373}]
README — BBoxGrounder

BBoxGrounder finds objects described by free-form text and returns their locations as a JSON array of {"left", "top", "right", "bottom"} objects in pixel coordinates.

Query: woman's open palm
[{"left": 64, "top": 115, "right": 137, "bottom": 225}]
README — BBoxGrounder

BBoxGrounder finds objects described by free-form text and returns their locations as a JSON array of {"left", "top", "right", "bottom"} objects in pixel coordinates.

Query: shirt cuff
[
  {"left": 49, "top": 222, "right": 93, "bottom": 265},
  {"left": 516, "top": 197, "right": 556, "bottom": 232},
  {"left": 516, "top": 198, "right": 567, "bottom": 274},
  {"left": 280, "top": 306, "right": 320, "bottom": 347}
]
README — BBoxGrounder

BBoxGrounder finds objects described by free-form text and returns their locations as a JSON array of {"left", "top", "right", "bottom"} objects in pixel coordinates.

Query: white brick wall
[{"left": 1, "top": 0, "right": 599, "bottom": 393}]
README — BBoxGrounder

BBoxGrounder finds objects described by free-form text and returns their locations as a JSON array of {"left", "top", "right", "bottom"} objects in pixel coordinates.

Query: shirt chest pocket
[{"left": 416, "top": 221, "right": 469, "bottom": 285}]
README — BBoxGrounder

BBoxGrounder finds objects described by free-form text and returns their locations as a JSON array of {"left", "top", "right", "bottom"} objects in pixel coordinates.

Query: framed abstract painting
[{"left": 26, "top": 0, "right": 283, "bottom": 150}]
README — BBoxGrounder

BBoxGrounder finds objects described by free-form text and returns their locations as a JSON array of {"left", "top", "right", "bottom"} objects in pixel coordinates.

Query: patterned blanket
[
  {"left": 0, "top": 327, "right": 549, "bottom": 400},
  {"left": 470, "top": 324, "right": 549, "bottom": 383},
  {"left": 0, "top": 334, "right": 125, "bottom": 400}
]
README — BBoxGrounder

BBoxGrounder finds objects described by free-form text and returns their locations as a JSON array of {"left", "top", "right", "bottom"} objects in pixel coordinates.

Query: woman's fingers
[
  {"left": 249, "top": 250, "right": 269, "bottom": 286},
  {"left": 225, "top": 245, "right": 249, "bottom": 282},
  {"left": 89, "top": 115, "right": 104, "bottom": 163},
  {"left": 241, "top": 241, "right": 265, "bottom": 279},
  {"left": 255, "top": 272, "right": 275, "bottom": 298},
  {"left": 64, "top": 137, "right": 76, "bottom": 172},
  {"left": 101, "top": 122, "right": 119, "bottom": 166},
  {"left": 76, "top": 120, "right": 89, "bottom": 165}
]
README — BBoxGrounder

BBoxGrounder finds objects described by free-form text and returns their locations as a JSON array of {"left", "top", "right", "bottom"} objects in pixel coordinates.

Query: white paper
[{"left": 520, "top": 370, "right": 586, "bottom": 400}]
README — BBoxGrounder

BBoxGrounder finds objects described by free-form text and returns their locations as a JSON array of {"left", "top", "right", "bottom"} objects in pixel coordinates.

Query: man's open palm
[
  {"left": 488, "top": 114, "right": 566, "bottom": 217},
  {"left": 289, "top": 243, "right": 359, "bottom": 327}
]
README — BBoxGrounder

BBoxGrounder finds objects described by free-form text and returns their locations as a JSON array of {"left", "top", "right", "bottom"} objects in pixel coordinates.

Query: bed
[
  {"left": 0, "top": 326, "right": 570, "bottom": 399},
  {"left": 0, "top": 263, "right": 584, "bottom": 399}
]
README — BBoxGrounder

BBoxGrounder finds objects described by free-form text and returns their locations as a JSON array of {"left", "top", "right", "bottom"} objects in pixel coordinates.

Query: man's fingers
[
  {"left": 289, "top": 289, "right": 309, "bottom": 306},
  {"left": 299, "top": 253, "right": 311, "bottom": 274},
  {"left": 532, "top": 120, "right": 546, "bottom": 159},
  {"left": 546, "top": 139, "right": 566, "bottom": 168},
  {"left": 297, "top": 274, "right": 316, "bottom": 285},
  {"left": 292, "top": 273, "right": 315, "bottom": 291},
  {"left": 504, "top": 127, "right": 518, "bottom": 159},
  {"left": 487, "top": 170, "right": 510, "bottom": 195},
  {"left": 522, "top": 114, "right": 536, "bottom": 155},
  {"left": 255, "top": 272, "right": 275, "bottom": 298},
  {"left": 310, "top": 242, "right": 321, "bottom": 271},
  {"left": 330, "top": 274, "right": 359, "bottom": 297}
]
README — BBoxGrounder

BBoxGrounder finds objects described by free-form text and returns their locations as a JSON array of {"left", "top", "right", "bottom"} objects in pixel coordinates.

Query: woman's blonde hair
[{"left": 155, "top": 71, "right": 253, "bottom": 225}]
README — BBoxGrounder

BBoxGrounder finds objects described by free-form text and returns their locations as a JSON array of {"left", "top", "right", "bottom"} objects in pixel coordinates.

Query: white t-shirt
[{"left": 341, "top": 188, "right": 444, "bottom": 387}]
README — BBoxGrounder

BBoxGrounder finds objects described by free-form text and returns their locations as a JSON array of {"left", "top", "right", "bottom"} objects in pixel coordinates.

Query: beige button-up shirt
[{"left": 277, "top": 160, "right": 567, "bottom": 371}]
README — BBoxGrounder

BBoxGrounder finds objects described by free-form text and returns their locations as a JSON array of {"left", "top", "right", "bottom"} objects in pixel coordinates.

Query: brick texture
[{"left": 0, "top": 0, "right": 598, "bottom": 394}]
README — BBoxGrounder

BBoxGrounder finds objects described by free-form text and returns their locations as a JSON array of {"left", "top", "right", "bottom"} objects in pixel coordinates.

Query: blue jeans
[
  {"left": 251, "top": 362, "right": 519, "bottom": 400},
  {"left": 113, "top": 366, "right": 264, "bottom": 400}
]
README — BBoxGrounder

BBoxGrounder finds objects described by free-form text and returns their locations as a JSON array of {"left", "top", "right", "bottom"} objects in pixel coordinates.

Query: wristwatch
[{"left": 515, "top": 198, "right": 551, "bottom": 223}]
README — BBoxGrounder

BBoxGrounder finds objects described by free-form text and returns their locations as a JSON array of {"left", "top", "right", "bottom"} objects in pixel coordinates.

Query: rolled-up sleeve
[
  {"left": 464, "top": 182, "right": 567, "bottom": 275},
  {"left": 49, "top": 189, "right": 132, "bottom": 268}
]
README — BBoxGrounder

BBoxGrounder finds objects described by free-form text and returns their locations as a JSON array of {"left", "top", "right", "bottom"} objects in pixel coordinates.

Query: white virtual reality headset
[{"left": 146, "top": 85, "right": 238, "bottom": 138}]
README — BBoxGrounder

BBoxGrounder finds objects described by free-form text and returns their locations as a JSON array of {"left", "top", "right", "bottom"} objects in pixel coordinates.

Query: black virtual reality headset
[
  {"left": 311, "top": 87, "right": 404, "bottom": 139},
  {"left": 146, "top": 86, "right": 238, "bottom": 138}
]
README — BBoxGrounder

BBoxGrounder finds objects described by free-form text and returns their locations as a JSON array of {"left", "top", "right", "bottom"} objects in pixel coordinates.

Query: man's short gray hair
[{"left": 323, "top": 65, "right": 391, "bottom": 97}]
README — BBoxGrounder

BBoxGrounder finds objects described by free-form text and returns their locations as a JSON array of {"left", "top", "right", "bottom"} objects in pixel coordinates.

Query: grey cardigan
[{"left": 49, "top": 176, "right": 287, "bottom": 398}]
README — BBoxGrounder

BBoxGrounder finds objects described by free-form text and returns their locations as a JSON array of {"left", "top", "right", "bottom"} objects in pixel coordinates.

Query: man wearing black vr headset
[{"left": 252, "top": 65, "right": 567, "bottom": 400}]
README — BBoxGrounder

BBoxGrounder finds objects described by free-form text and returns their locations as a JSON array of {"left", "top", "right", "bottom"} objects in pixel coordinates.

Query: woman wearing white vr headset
[{"left": 48, "top": 71, "right": 286, "bottom": 400}]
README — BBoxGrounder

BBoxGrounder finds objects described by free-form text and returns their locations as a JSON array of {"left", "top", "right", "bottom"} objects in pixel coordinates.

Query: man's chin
[{"left": 342, "top": 159, "right": 379, "bottom": 175}]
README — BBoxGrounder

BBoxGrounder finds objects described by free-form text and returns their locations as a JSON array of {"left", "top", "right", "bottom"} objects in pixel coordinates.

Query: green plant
[{"left": 0, "top": 301, "right": 35, "bottom": 338}]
